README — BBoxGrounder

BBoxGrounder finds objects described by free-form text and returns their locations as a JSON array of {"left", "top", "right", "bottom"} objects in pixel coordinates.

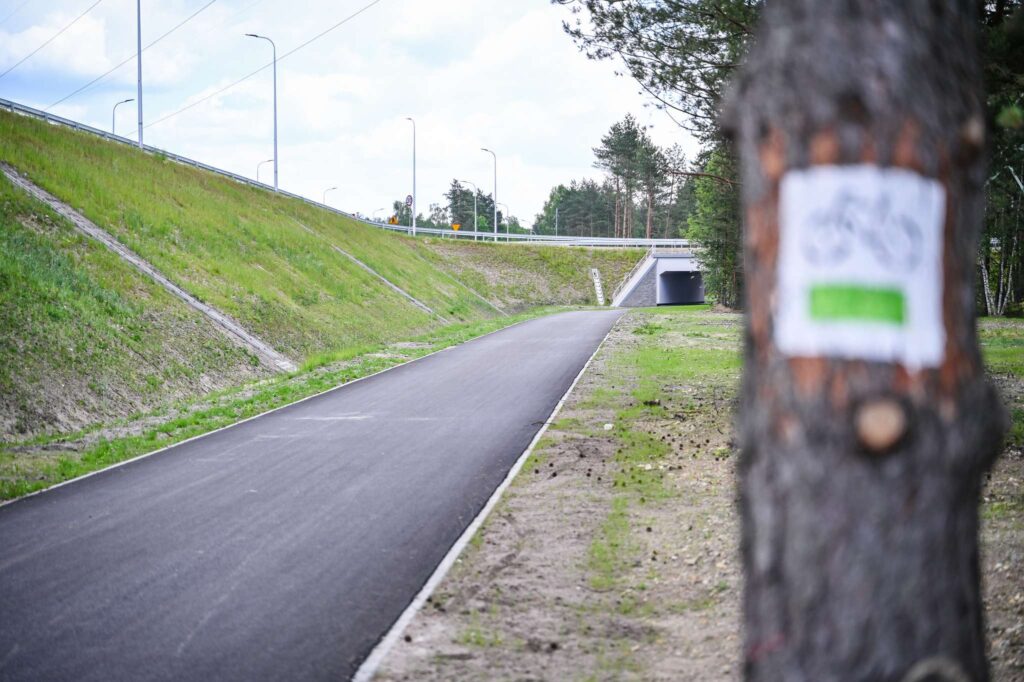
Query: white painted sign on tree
[{"left": 775, "top": 164, "right": 946, "bottom": 370}]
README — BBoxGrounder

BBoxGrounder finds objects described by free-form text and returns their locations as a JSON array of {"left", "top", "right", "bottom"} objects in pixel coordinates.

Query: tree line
[
  {"left": 532, "top": 117, "right": 693, "bottom": 243},
  {"left": 386, "top": 184, "right": 524, "bottom": 235}
]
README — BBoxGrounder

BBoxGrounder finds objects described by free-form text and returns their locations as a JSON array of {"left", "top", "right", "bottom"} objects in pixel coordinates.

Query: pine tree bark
[
  {"left": 614, "top": 177, "right": 622, "bottom": 238},
  {"left": 722, "top": 2, "right": 1006, "bottom": 680},
  {"left": 646, "top": 189, "right": 654, "bottom": 239}
]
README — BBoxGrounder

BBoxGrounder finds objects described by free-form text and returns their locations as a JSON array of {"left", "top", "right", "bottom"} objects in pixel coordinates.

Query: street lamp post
[
  {"left": 555, "top": 206, "right": 559, "bottom": 237},
  {"left": 245, "top": 33, "right": 277, "bottom": 191},
  {"left": 112, "top": 98, "right": 134, "bottom": 135},
  {"left": 405, "top": 117, "right": 416, "bottom": 236},
  {"left": 322, "top": 187, "right": 337, "bottom": 205},
  {"left": 459, "top": 180, "right": 478, "bottom": 241},
  {"left": 481, "top": 148, "right": 497, "bottom": 243},
  {"left": 373, "top": 207, "right": 386, "bottom": 222},
  {"left": 256, "top": 158, "right": 273, "bottom": 184},
  {"left": 136, "top": 0, "right": 143, "bottom": 148}
]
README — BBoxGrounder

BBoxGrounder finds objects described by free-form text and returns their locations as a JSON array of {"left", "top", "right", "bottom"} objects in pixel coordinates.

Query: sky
[{"left": 0, "top": 0, "right": 697, "bottom": 224}]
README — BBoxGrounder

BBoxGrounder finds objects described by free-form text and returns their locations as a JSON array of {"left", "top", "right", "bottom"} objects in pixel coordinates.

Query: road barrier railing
[{"left": 1, "top": 96, "right": 689, "bottom": 249}]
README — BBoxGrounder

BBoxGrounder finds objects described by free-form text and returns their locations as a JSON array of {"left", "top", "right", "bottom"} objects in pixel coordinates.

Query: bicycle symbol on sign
[{"left": 801, "top": 191, "right": 923, "bottom": 271}]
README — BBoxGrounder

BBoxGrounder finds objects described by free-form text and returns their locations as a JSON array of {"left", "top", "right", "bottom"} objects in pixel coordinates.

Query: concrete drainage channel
[
  {"left": 1, "top": 163, "right": 298, "bottom": 373},
  {"left": 292, "top": 220, "right": 446, "bottom": 322}
]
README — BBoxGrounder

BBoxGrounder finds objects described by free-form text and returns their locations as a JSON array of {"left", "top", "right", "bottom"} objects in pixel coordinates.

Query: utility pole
[
  {"left": 481, "top": 148, "right": 497, "bottom": 242},
  {"left": 245, "top": 33, "right": 278, "bottom": 191},
  {"left": 555, "top": 206, "right": 559, "bottom": 237},
  {"left": 723, "top": 1, "right": 1004, "bottom": 680},
  {"left": 136, "top": 0, "right": 143, "bottom": 149}
]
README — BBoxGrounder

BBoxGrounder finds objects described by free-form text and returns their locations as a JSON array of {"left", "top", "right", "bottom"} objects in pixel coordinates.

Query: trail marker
[{"left": 775, "top": 164, "right": 946, "bottom": 370}]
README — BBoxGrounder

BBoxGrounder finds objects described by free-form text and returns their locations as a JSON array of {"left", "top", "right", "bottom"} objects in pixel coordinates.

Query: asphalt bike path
[{"left": 0, "top": 309, "right": 624, "bottom": 681}]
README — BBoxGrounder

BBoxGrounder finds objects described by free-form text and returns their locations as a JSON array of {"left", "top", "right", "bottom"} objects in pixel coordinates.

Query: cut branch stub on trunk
[{"left": 722, "top": 2, "right": 1006, "bottom": 681}]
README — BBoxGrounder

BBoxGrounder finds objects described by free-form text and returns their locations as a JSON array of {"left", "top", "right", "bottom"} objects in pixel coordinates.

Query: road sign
[
  {"left": 405, "top": 194, "right": 413, "bottom": 207},
  {"left": 452, "top": 223, "right": 461, "bottom": 231}
]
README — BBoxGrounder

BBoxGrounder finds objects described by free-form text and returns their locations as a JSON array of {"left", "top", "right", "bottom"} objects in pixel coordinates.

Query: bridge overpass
[{"left": 611, "top": 247, "right": 704, "bottom": 307}]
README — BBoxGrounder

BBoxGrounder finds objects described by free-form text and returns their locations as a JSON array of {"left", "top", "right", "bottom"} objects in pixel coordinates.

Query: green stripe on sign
[{"left": 809, "top": 284, "right": 905, "bottom": 324}]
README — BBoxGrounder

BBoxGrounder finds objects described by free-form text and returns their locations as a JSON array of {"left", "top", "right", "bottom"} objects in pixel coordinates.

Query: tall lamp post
[
  {"left": 405, "top": 117, "right": 416, "bottom": 236},
  {"left": 135, "top": 0, "right": 143, "bottom": 148},
  {"left": 322, "top": 186, "right": 337, "bottom": 205},
  {"left": 373, "top": 207, "right": 386, "bottom": 222},
  {"left": 112, "top": 98, "right": 134, "bottom": 135},
  {"left": 459, "top": 179, "right": 478, "bottom": 241},
  {"left": 256, "top": 158, "right": 273, "bottom": 184},
  {"left": 481, "top": 148, "right": 497, "bottom": 243},
  {"left": 245, "top": 33, "right": 277, "bottom": 191}
]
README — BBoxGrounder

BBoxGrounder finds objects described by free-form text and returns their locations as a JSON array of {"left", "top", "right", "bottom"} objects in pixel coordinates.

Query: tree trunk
[
  {"left": 723, "top": 2, "right": 1006, "bottom": 680},
  {"left": 666, "top": 178, "right": 675, "bottom": 238},
  {"left": 646, "top": 189, "right": 654, "bottom": 239},
  {"left": 614, "top": 177, "right": 622, "bottom": 238},
  {"left": 981, "top": 255, "right": 996, "bottom": 316},
  {"left": 622, "top": 183, "right": 630, "bottom": 238}
]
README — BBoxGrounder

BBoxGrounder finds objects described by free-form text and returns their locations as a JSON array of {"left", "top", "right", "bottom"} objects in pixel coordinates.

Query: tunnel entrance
[{"left": 657, "top": 271, "right": 704, "bottom": 305}]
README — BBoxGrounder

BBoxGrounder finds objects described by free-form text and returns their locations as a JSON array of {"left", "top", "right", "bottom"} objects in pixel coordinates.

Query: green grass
[
  {"left": 980, "top": 318, "right": 1024, "bottom": 377},
  {"left": 982, "top": 494, "right": 1024, "bottom": 521},
  {"left": 456, "top": 614, "right": 504, "bottom": 648},
  {"left": 978, "top": 318, "right": 1024, "bottom": 452},
  {"left": 588, "top": 496, "right": 636, "bottom": 591}
]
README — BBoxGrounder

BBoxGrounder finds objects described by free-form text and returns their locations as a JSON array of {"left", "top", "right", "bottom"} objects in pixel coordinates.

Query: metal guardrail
[{"left": 0, "top": 96, "right": 689, "bottom": 249}]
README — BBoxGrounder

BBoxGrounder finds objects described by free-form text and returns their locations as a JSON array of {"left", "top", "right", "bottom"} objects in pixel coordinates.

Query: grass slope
[
  {"left": 0, "top": 109, "right": 639, "bottom": 364},
  {"left": 0, "top": 173, "right": 266, "bottom": 438}
]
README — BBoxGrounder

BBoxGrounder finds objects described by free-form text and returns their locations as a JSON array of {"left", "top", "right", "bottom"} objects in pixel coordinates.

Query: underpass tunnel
[{"left": 657, "top": 271, "right": 704, "bottom": 305}]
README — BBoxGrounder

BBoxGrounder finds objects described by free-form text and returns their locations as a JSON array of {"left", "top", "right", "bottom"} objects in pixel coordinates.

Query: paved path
[{"left": 0, "top": 310, "right": 623, "bottom": 681}]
